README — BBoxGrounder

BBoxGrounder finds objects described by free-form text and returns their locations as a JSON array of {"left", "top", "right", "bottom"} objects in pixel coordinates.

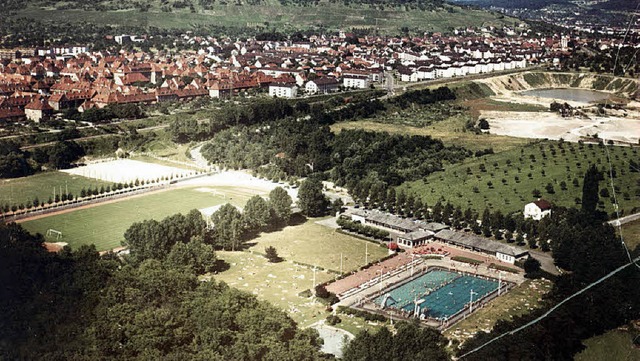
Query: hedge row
[
  {"left": 337, "top": 306, "right": 387, "bottom": 322},
  {"left": 451, "top": 256, "right": 483, "bottom": 265},
  {"left": 336, "top": 218, "right": 390, "bottom": 240}
]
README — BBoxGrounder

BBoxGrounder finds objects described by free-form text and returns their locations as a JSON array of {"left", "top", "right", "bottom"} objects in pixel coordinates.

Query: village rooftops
[{"left": 434, "top": 229, "right": 528, "bottom": 258}]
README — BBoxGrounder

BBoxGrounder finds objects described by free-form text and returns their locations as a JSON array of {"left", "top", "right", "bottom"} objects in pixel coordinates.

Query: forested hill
[{"left": 1, "top": 0, "right": 516, "bottom": 34}]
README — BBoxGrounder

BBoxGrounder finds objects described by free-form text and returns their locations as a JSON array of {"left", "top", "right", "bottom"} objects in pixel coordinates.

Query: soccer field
[{"left": 19, "top": 186, "right": 257, "bottom": 251}]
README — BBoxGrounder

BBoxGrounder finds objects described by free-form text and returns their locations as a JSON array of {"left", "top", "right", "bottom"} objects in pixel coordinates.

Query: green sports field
[
  {"left": 0, "top": 172, "right": 112, "bottom": 209},
  {"left": 19, "top": 186, "right": 258, "bottom": 251}
]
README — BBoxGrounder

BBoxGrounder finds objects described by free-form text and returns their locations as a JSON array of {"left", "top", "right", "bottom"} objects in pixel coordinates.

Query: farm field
[
  {"left": 248, "top": 217, "right": 390, "bottom": 273},
  {"left": 19, "top": 186, "right": 255, "bottom": 251},
  {"left": 0, "top": 171, "right": 112, "bottom": 209},
  {"left": 398, "top": 140, "right": 639, "bottom": 215},
  {"left": 16, "top": 3, "right": 515, "bottom": 33}
]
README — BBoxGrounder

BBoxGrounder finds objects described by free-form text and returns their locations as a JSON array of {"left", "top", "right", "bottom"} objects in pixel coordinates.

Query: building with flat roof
[{"left": 434, "top": 229, "right": 529, "bottom": 264}]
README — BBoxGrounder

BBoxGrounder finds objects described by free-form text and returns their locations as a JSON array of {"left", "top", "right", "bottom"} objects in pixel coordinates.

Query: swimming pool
[{"left": 374, "top": 269, "right": 498, "bottom": 319}]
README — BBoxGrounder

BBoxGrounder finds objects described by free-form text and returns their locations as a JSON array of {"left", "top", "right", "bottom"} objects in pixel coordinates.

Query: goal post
[{"left": 46, "top": 229, "right": 63, "bottom": 240}]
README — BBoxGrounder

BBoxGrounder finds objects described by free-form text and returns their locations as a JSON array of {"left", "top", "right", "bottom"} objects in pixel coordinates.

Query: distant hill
[
  {"left": 447, "top": 0, "right": 570, "bottom": 10},
  {"left": 2, "top": 0, "right": 518, "bottom": 34}
]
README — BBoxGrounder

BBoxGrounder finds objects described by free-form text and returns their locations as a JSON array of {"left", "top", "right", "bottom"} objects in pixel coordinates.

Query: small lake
[{"left": 521, "top": 88, "right": 612, "bottom": 103}]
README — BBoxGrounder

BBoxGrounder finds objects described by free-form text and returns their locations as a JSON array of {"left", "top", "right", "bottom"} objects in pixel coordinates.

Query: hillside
[{"left": 3, "top": 0, "right": 517, "bottom": 34}]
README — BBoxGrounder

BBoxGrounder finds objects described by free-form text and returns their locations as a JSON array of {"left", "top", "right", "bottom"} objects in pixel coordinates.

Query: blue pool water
[{"left": 374, "top": 269, "right": 498, "bottom": 319}]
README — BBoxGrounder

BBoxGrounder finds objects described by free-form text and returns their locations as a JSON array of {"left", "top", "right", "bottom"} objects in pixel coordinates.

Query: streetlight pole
[
  {"left": 469, "top": 289, "right": 478, "bottom": 313},
  {"left": 312, "top": 265, "right": 316, "bottom": 296},
  {"left": 340, "top": 252, "right": 343, "bottom": 275},
  {"left": 498, "top": 271, "right": 503, "bottom": 296}
]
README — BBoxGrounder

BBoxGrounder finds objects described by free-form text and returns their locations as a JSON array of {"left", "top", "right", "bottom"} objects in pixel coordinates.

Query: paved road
[{"left": 608, "top": 212, "right": 640, "bottom": 226}]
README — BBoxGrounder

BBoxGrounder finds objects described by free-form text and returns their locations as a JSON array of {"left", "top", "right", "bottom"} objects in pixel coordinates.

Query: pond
[{"left": 521, "top": 88, "right": 612, "bottom": 103}]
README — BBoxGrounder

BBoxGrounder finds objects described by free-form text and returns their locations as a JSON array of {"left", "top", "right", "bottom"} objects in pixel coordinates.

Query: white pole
[
  {"left": 498, "top": 272, "right": 503, "bottom": 296},
  {"left": 312, "top": 266, "right": 316, "bottom": 295},
  {"left": 411, "top": 253, "right": 415, "bottom": 277},
  {"left": 365, "top": 242, "right": 368, "bottom": 265},
  {"left": 340, "top": 253, "right": 343, "bottom": 275}
]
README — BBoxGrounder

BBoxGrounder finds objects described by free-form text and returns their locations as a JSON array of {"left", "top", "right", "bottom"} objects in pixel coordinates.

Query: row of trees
[{"left": 336, "top": 217, "right": 390, "bottom": 240}]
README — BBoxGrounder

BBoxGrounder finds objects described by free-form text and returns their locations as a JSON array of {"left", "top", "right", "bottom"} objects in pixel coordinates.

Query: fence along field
[{"left": 18, "top": 186, "right": 254, "bottom": 251}]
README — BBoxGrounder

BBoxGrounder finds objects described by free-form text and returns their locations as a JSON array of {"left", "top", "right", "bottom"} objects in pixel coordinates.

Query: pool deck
[{"left": 332, "top": 252, "right": 525, "bottom": 330}]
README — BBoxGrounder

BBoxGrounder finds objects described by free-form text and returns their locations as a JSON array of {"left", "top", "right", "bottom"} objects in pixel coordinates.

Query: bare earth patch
[{"left": 62, "top": 159, "right": 193, "bottom": 184}]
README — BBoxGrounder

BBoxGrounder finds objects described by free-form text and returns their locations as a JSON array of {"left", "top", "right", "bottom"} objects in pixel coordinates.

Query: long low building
[
  {"left": 434, "top": 229, "right": 529, "bottom": 264},
  {"left": 342, "top": 208, "right": 448, "bottom": 248}
]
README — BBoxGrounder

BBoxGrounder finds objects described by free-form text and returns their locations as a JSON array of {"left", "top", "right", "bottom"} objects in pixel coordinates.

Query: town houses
[{"left": 1, "top": 28, "right": 616, "bottom": 122}]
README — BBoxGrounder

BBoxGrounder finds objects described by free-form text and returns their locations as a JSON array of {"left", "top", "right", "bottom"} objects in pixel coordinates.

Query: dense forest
[{"left": 199, "top": 87, "right": 467, "bottom": 189}]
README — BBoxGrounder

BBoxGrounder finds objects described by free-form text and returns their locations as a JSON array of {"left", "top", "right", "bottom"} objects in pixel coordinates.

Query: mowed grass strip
[
  {"left": 399, "top": 141, "right": 639, "bottom": 215},
  {"left": 0, "top": 172, "right": 112, "bottom": 207},
  {"left": 248, "top": 218, "right": 390, "bottom": 273},
  {"left": 19, "top": 186, "right": 254, "bottom": 251}
]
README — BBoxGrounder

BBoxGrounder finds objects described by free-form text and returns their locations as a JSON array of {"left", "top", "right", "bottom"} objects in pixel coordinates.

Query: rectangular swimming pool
[{"left": 374, "top": 269, "right": 498, "bottom": 319}]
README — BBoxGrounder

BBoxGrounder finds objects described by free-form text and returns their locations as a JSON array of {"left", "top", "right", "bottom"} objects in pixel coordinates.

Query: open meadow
[
  {"left": 18, "top": 186, "right": 255, "bottom": 251},
  {"left": 214, "top": 218, "right": 389, "bottom": 328},
  {"left": 0, "top": 171, "right": 112, "bottom": 209},
  {"left": 399, "top": 140, "right": 639, "bottom": 215},
  {"left": 247, "top": 218, "right": 389, "bottom": 273}
]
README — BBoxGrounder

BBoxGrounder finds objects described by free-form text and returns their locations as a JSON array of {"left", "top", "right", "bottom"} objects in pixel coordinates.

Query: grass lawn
[
  {"left": 213, "top": 251, "right": 334, "bottom": 327},
  {"left": 248, "top": 218, "right": 389, "bottom": 273},
  {"left": 214, "top": 218, "right": 390, "bottom": 329},
  {"left": 398, "top": 140, "right": 639, "bottom": 215},
  {"left": 575, "top": 329, "right": 640, "bottom": 361},
  {"left": 19, "top": 186, "right": 255, "bottom": 251},
  {"left": 620, "top": 219, "right": 640, "bottom": 252},
  {"left": 444, "top": 278, "right": 553, "bottom": 345},
  {"left": 0, "top": 172, "right": 112, "bottom": 209}
]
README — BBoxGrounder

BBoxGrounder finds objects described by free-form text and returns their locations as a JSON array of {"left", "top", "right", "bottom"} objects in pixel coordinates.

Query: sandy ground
[
  {"left": 62, "top": 159, "right": 194, "bottom": 183},
  {"left": 483, "top": 110, "right": 640, "bottom": 143}
]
